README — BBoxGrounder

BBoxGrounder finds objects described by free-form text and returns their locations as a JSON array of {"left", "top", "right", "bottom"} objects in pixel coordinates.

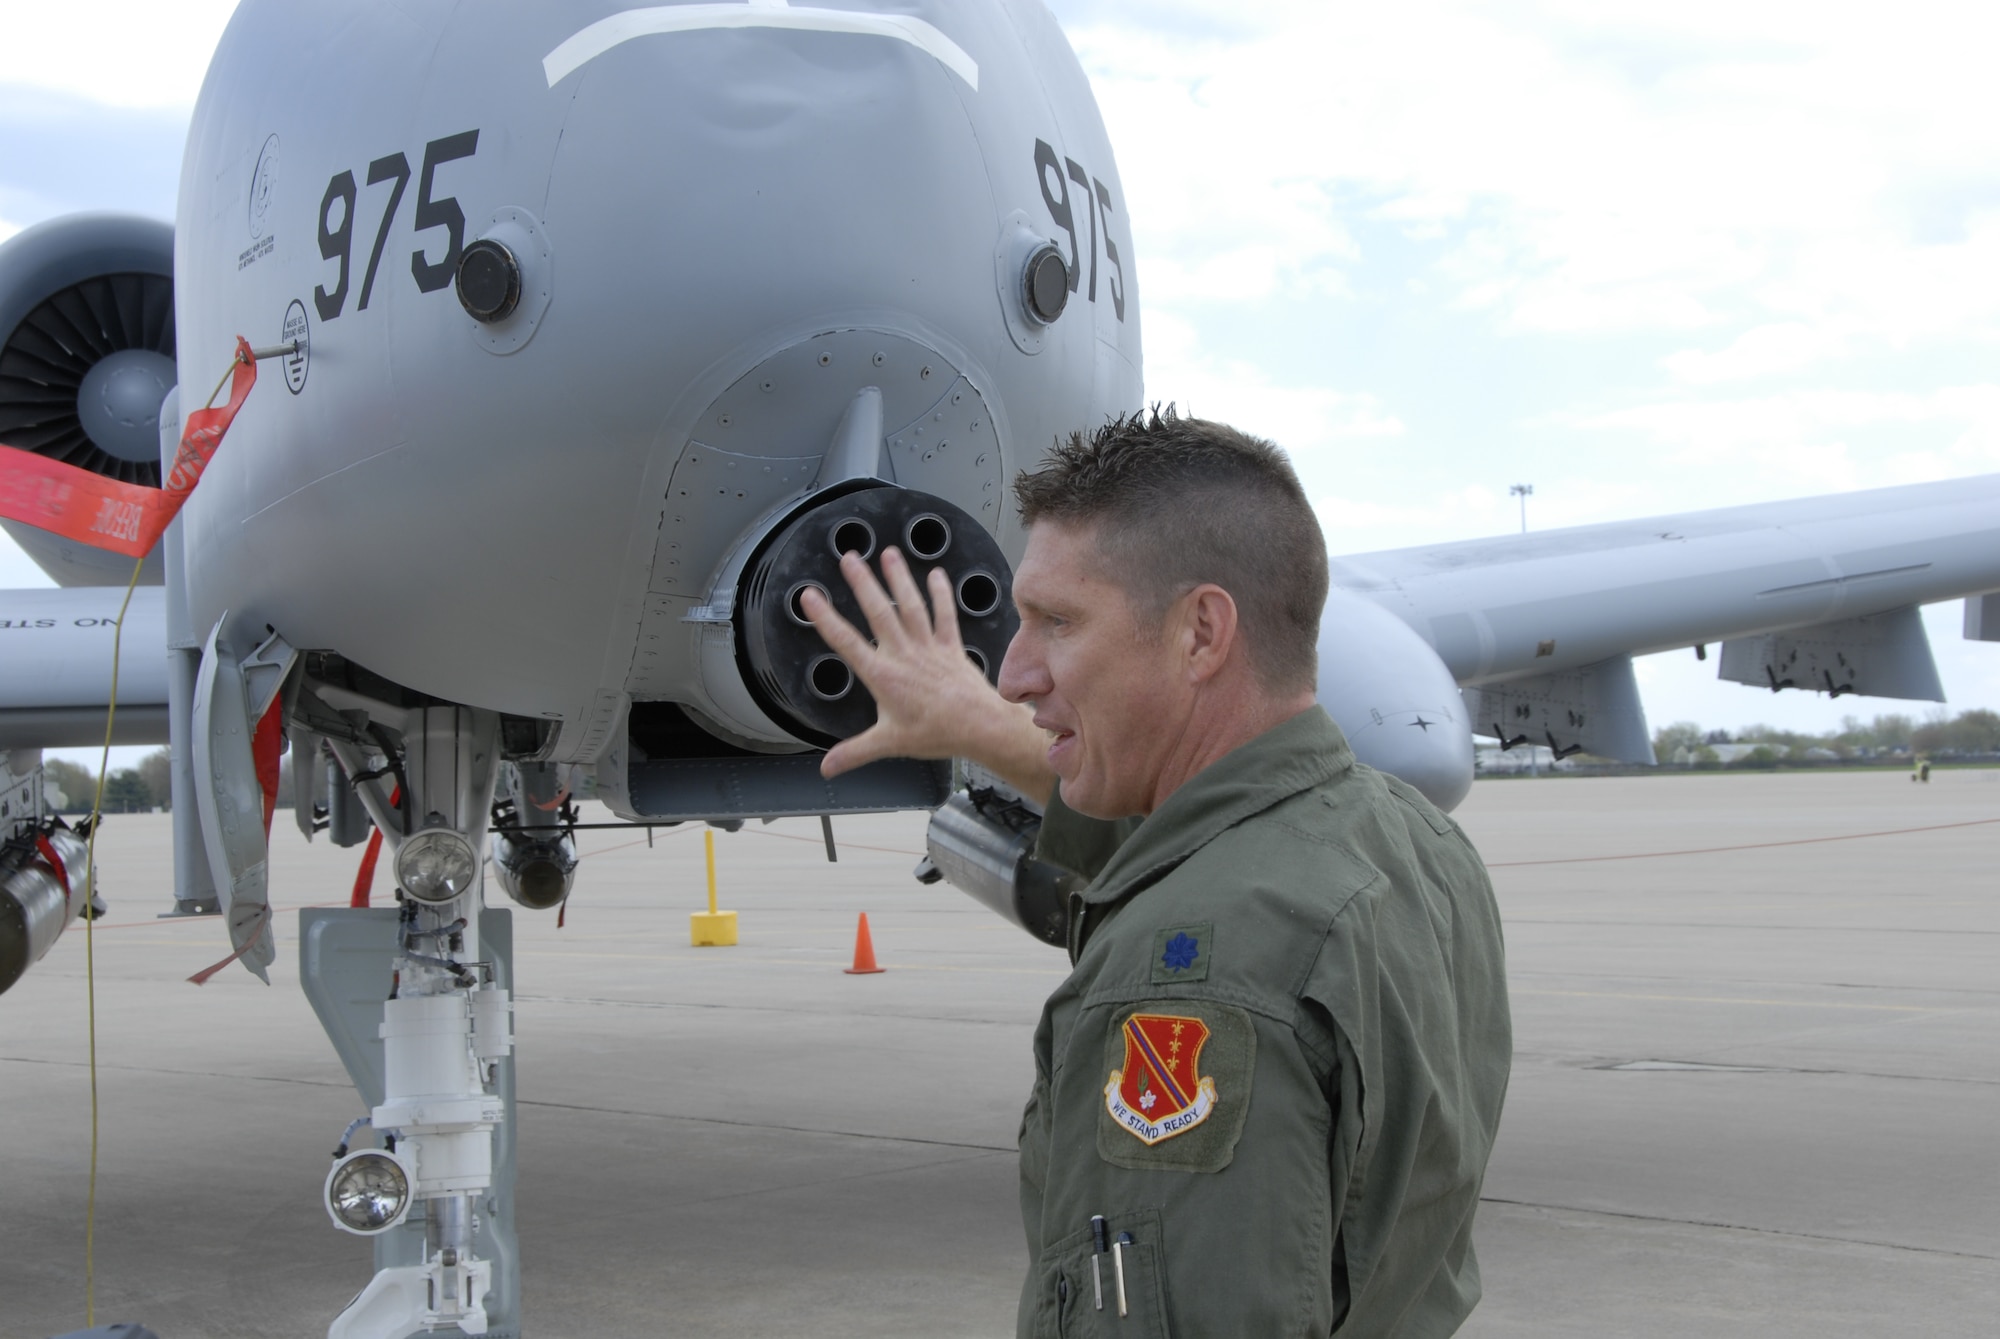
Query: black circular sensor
[
  {"left": 456, "top": 239, "right": 522, "bottom": 323},
  {"left": 1023, "top": 244, "right": 1069, "bottom": 324}
]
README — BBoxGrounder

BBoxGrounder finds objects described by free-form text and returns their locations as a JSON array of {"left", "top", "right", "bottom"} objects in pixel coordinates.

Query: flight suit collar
[{"left": 1064, "top": 706, "right": 1355, "bottom": 956}]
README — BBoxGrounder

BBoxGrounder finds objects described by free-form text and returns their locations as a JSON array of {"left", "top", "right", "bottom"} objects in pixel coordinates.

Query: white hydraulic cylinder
[{"left": 372, "top": 990, "right": 507, "bottom": 1195}]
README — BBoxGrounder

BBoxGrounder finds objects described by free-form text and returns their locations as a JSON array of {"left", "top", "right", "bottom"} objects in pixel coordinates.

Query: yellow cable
[
  {"left": 80, "top": 552, "right": 145, "bottom": 1326},
  {"left": 77, "top": 352, "right": 237, "bottom": 1324}
]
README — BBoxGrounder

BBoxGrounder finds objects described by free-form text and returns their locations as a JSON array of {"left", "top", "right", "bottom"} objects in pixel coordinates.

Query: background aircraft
[{"left": 3, "top": 2, "right": 1997, "bottom": 1336}]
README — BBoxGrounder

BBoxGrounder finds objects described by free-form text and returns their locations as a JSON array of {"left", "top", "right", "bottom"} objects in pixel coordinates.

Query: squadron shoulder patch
[
  {"left": 1105, "top": 1012, "right": 1216, "bottom": 1144},
  {"left": 1098, "top": 1001, "right": 1255, "bottom": 1173}
]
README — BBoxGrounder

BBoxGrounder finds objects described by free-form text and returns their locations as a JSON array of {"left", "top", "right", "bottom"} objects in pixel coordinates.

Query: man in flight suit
[{"left": 801, "top": 410, "right": 1510, "bottom": 1337}]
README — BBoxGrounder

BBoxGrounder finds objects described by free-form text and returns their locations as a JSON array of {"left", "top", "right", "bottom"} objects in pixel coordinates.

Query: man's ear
[{"left": 1180, "top": 584, "right": 1239, "bottom": 684}]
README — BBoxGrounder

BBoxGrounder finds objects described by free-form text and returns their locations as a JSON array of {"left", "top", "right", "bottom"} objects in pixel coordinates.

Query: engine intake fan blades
[{"left": 0, "top": 271, "right": 176, "bottom": 486}]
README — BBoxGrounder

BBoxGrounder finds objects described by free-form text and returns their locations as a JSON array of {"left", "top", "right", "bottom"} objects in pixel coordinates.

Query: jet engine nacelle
[
  {"left": 0, "top": 213, "right": 177, "bottom": 586},
  {"left": 1316, "top": 586, "right": 1474, "bottom": 812}
]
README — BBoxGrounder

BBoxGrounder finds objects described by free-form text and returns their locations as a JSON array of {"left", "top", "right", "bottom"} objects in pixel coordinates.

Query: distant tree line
[
  {"left": 1652, "top": 708, "right": 2000, "bottom": 767},
  {"left": 38, "top": 751, "right": 169, "bottom": 811},
  {"left": 40, "top": 748, "right": 305, "bottom": 815},
  {"left": 42, "top": 749, "right": 175, "bottom": 814},
  {"left": 38, "top": 710, "right": 2000, "bottom": 809}
]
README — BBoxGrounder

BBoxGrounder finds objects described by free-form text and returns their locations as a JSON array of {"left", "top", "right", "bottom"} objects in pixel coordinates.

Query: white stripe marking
[{"left": 543, "top": 2, "right": 979, "bottom": 90}]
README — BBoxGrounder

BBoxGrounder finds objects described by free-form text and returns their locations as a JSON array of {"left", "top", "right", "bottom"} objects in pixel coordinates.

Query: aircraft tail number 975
[{"left": 314, "top": 130, "right": 481, "bottom": 322}]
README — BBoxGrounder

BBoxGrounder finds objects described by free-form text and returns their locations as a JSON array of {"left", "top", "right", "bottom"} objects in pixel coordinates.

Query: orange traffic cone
[{"left": 844, "top": 912, "right": 886, "bottom": 974}]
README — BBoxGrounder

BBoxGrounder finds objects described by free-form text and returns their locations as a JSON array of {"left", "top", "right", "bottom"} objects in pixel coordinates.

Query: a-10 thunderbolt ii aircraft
[{"left": 3, "top": 0, "right": 2000, "bottom": 1334}]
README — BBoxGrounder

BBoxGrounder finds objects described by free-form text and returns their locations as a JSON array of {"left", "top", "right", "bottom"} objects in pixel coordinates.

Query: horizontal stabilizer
[
  {"left": 1718, "top": 604, "right": 1942, "bottom": 701},
  {"left": 1464, "top": 655, "right": 1654, "bottom": 764}
]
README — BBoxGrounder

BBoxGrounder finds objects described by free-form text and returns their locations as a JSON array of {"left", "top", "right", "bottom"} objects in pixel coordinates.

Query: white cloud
[
  {"left": 1140, "top": 311, "right": 1403, "bottom": 454},
  {"left": 1067, "top": 0, "right": 2000, "bottom": 346},
  {"left": 0, "top": 530, "right": 57, "bottom": 588},
  {"left": 1315, "top": 475, "right": 1656, "bottom": 554},
  {"left": 0, "top": 2, "right": 241, "bottom": 109},
  {"left": 1574, "top": 384, "right": 2000, "bottom": 473},
  {"left": 1315, "top": 485, "right": 1507, "bottom": 552},
  {"left": 1661, "top": 321, "right": 1863, "bottom": 384}
]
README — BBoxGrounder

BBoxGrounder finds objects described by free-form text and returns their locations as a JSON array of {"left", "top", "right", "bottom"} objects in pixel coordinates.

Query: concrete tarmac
[{"left": 3, "top": 768, "right": 1995, "bottom": 1336}]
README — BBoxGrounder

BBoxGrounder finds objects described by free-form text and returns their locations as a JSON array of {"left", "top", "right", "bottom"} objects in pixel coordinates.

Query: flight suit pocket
[{"left": 1031, "top": 1209, "right": 1173, "bottom": 1339}]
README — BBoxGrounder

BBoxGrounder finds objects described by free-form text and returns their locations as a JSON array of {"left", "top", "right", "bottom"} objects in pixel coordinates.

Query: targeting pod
[
  {"left": 491, "top": 827, "right": 576, "bottom": 911},
  {"left": 0, "top": 821, "right": 92, "bottom": 995},
  {"left": 490, "top": 762, "right": 576, "bottom": 911}
]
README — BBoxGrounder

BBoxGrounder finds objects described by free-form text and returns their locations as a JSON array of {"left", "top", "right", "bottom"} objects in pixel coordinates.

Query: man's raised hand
[{"left": 800, "top": 546, "right": 1050, "bottom": 800}]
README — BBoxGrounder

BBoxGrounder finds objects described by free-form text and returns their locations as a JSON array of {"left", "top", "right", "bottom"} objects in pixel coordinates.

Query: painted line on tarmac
[
  {"left": 517, "top": 993, "right": 1030, "bottom": 1026},
  {"left": 1502, "top": 917, "right": 2000, "bottom": 937},
  {"left": 78, "top": 899, "right": 348, "bottom": 932},
  {"left": 1488, "top": 815, "right": 2000, "bottom": 867},
  {"left": 743, "top": 827, "right": 926, "bottom": 859},
  {"left": 521, "top": 948, "right": 1067, "bottom": 976},
  {"left": 523, "top": 1096, "right": 1016, "bottom": 1154},
  {"left": 1478, "top": 1196, "right": 2000, "bottom": 1260},
  {"left": 1513, "top": 988, "right": 1960, "bottom": 1013}
]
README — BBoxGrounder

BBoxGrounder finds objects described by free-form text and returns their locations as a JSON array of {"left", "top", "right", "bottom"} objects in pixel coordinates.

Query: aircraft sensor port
[
  {"left": 1022, "top": 243, "right": 1070, "bottom": 325},
  {"left": 455, "top": 239, "right": 522, "bottom": 323}
]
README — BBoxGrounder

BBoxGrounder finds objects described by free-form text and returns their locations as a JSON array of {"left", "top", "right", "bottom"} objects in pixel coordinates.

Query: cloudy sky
[{"left": 5, "top": 0, "right": 1999, "bottom": 765}]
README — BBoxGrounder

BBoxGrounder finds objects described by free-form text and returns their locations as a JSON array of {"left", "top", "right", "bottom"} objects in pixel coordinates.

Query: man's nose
[{"left": 996, "top": 631, "right": 1045, "bottom": 705}]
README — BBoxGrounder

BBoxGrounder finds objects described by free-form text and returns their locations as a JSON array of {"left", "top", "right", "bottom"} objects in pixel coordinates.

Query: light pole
[{"left": 1510, "top": 483, "right": 1533, "bottom": 534}]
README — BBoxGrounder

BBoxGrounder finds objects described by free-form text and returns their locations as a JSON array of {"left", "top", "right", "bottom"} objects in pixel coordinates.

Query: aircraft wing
[
  {"left": 1325, "top": 473, "right": 2000, "bottom": 770},
  {"left": 0, "top": 585, "right": 168, "bottom": 750}
]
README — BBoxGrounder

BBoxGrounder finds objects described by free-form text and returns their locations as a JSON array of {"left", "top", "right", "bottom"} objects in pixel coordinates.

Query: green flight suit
[{"left": 1017, "top": 707, "right": 1510, "bottom": 1338}]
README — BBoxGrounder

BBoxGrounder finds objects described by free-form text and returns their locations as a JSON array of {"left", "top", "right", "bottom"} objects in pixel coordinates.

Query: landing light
[
  {"left": 325, "top": 1149, "right": 412, "bottom": 1235},
  {"left": 396, "top": 827, "right": 478, "bottom": 904}
]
